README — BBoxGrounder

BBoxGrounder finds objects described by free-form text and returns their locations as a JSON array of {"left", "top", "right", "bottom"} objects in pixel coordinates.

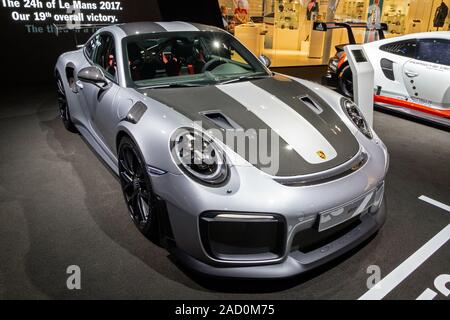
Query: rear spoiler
[
  {"left": 313, "top": 22, "right": 388, "bottom": 44},
  {"left": 53, "top": 23, "right": 110, "bottom": 47}
]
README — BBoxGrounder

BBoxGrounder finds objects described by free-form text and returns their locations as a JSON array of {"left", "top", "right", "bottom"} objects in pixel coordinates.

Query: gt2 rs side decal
[{"left": 217, "top": 82, "right": 338, "bottom": 164}]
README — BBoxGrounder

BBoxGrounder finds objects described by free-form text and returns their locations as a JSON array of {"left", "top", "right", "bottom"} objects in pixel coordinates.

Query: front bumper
[
  {"left": 172, "top": 196, "right": 386, "bottom": 279},
  {"left": 151, "top": 129, "right": 389, "bottom": 279}
]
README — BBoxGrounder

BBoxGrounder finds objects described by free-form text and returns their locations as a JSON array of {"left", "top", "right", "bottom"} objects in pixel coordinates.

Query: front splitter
[{"left": 171, "top": 200, "right": 387, "bottom": 279}]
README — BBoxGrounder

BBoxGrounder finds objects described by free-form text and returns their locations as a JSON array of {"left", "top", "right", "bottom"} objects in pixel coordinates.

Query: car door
[
  {"left": 77, "top": 32, "right": 121, "bottom": 153},
  {"left": 402, "top": 38, "right": 450, "bottom": 109},
  {"left": 372, "top": 39, "right": 418, "bottom": 99}
]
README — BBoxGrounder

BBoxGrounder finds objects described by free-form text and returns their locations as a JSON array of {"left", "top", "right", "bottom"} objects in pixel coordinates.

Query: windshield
[{"left": 123, "top": 31, "right": 269, "bottom": 88}]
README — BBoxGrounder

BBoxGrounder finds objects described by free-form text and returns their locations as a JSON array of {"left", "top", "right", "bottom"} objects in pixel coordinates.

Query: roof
[
  {"left": 384, "top": 31, "right": 450, "bottom": 42},
  {"left": 117, "top": 21, "right": 224, "bottom": 36}
]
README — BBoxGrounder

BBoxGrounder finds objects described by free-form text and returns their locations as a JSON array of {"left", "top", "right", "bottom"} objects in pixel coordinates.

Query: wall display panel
[
  {"left": 0, "top": 0, "right": 162, "bottom": 84},
  {"left": 158, "top": 0, "right": 222, "bottom": 28}
]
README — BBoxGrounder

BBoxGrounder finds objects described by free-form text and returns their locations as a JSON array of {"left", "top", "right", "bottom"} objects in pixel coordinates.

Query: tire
[
  {"left": 118, "top": 136, "right": 160, "bottom": 243},
  {"left": 56, "top": 74, "right": 78, "bottom": 133},
  {"left": 337, "top": 63, "right": 354, "bottom": 98}
]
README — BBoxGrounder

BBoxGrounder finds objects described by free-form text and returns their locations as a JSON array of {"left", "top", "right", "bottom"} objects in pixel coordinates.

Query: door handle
[
  {"left": 405, "top": 70, "right": 419, "bottom": 78},
  {"left": 75, "top": 80, "right": 84, "bottom": 91}
]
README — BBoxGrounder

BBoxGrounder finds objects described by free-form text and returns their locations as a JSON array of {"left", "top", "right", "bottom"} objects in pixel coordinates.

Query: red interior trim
[{"left": 374, "top": 95, "right": 450, "bottom": 118}]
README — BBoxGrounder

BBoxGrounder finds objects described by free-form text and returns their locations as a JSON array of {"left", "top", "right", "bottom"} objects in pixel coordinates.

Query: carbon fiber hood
[{"left": 139, "top": 75, "right": 360, "bottom": 177}]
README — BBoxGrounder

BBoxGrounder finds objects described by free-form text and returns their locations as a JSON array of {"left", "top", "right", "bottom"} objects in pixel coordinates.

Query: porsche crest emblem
[{"left": 316, "top": 150, "right": 327, "bottom": 160}]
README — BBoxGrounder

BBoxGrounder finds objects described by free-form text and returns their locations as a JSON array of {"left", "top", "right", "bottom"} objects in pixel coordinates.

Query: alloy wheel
[
  {"left": 56, "top": 77, "right": 69, "bottom": 121},
  {"left": 118, "top": 144, "right": 154, "bottom": 228}
]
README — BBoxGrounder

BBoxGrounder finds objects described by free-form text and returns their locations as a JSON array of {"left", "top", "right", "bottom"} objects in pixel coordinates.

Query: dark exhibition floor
[{"left": 0, "top": 69, "right": 449, "bottom": 299}]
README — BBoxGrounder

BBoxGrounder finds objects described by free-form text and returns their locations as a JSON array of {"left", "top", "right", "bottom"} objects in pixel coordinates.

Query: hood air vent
[
  {"left": 299, "top": 96, "right": 323, "bottom": 114},
  {"left": 200, "top": 111, "right": 241, "bottom": 130}
]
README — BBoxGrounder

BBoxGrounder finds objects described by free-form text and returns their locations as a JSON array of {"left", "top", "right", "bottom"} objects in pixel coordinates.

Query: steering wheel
[
  {"left": 202, "top": 57, "right": 227, "bottom": 73},
  {"left": 129, "top": 58, "right": 142, "bottom": 70}
]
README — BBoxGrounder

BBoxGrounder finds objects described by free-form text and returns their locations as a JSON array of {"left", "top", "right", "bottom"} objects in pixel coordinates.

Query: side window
[
  {"left": 380, "top": 40, "right": 417, "bottom": 58},
  {"left": 84, "top": 36, "right": 97, "bottom": 60},
  {"left": 92, "top": 33, "right": 118, "bottom": 81},
  {"left": 416, "top": 39, "right": 450, "bottom": 66},
  {"left": 230, "top": 49, "right": 247, "bottom": 64}
]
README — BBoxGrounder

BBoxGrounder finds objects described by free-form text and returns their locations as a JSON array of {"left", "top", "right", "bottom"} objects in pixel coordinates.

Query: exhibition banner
[
  {"left": 365, "top": 0, "right": 384, "bottom": 42},
  {"left": 0, "top": 0, "right": 162, "bottom": 84}
]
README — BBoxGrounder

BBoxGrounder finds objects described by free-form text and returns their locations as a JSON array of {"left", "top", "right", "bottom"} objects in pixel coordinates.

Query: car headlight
[
  {"left": 341, "top": 98, "right": 373, "bottom": 139},
  {"left": 170, "top": 128, "right": 229, "bottom": 185}
]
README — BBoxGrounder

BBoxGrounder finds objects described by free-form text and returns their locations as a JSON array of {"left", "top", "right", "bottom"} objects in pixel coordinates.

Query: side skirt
[
  {"left": 375, "top": 103, "right": 450, "bottom": 129},
  {"left": 75, "top": 124, "right": 119, "bottom": 175}
]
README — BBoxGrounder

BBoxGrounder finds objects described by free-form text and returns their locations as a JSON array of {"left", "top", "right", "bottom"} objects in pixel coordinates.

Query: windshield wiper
[
  {"left": 218, "top": 74, "right": 272, "bottom": 85},
  {"left": 142, "top": 83, "right": 205, "bottom": 89}
]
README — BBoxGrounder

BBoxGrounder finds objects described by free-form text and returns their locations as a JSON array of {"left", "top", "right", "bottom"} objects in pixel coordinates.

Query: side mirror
[
  {"left": 259, "top": 54, "right": 271, "bottom": 68},
  {"left": 77, "top": 66, "right": 110, "bottom": 89}
]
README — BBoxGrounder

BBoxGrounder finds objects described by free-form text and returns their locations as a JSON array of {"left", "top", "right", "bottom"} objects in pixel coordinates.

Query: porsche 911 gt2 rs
[{"left": 55, "top": 21, "right": 389, "bottom": 278}]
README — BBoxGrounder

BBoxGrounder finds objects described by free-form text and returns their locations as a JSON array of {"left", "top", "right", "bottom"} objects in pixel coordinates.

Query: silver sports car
[{"left": 55, "top": 21, "right": 389, "bottom": 278}]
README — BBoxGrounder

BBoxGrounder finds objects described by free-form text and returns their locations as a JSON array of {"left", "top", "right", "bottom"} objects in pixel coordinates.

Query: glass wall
[{"left": 218, "top": 0, "right": 450, "bottom": 67}]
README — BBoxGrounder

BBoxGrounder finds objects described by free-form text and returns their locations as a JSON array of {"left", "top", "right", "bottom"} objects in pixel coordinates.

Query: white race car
[{"left": 323, "top": 26, "right": 450, "bottom": 127}]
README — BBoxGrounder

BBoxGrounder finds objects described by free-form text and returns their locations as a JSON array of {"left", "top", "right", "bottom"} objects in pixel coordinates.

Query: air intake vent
[
  {"left": 300, "top": 96, "right": 323, "bottom": 114},
  {"left": 380, "top": 58, "right": 395, "bottom": 81},
  {"left": 201, "top": 111, "right": 240, "bottom": 130}
]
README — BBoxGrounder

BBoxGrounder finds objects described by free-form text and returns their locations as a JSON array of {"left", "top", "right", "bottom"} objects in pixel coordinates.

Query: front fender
[{"left": 115, "top": 97, "right": 192, "bottom": 175}]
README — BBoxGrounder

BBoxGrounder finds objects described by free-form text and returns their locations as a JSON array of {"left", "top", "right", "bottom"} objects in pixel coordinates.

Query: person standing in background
[
  {"left": 221, "top": 5, "right": 229, "bottom": 30},
  {"left": 433, "top": 1, "right": 448, "bottom": 31},
  {"left": 368, "top": 0, "right": 382, "bottom": 30},
  {"left": 233, "top": 0, "right": 249, "bottom": 10},
  {"left": 234, "top": 0, "right": 249, "bottom": 25},
  {"left": 307, "top": 0, "right": 319, "bottom": 21},
  {"left": 365, "top": 0, "right": 382, "bottom": 42}
]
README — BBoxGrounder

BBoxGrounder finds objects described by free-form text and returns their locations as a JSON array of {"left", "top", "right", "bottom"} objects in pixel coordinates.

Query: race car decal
[
  {"left": 338, "top": 53, "right": 347, "bottom": 70},
  {"left": 141, "top": 76, "right": 360, "bottom": 177},
  {"left": 407, "top": 60, "right": 450, "bottom": 73},
  {"left": 217, "top": 81, "right": 338, "bottom": 164},
  {"left": 374, "top": 95, "right": 450, "bottom": 118}
]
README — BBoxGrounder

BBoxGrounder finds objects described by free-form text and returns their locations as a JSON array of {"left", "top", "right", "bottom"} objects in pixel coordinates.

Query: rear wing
[
  {"left": 313, "top": 22, "right": 388, "bottom": 44},
  {"left": 53, "top": 23, "right": 110, "bottom": 47}
]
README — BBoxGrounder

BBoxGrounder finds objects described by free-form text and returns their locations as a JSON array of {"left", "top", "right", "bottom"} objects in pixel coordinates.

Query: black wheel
[
  {"left": 338, "top": 64, "right": 354, "bottom": 98},
  {"left": 118, "top": 136, "right": 160, "bottom": 242},
  {"left": 56, "top": 74, "right": 78, "bottom": 133}
]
